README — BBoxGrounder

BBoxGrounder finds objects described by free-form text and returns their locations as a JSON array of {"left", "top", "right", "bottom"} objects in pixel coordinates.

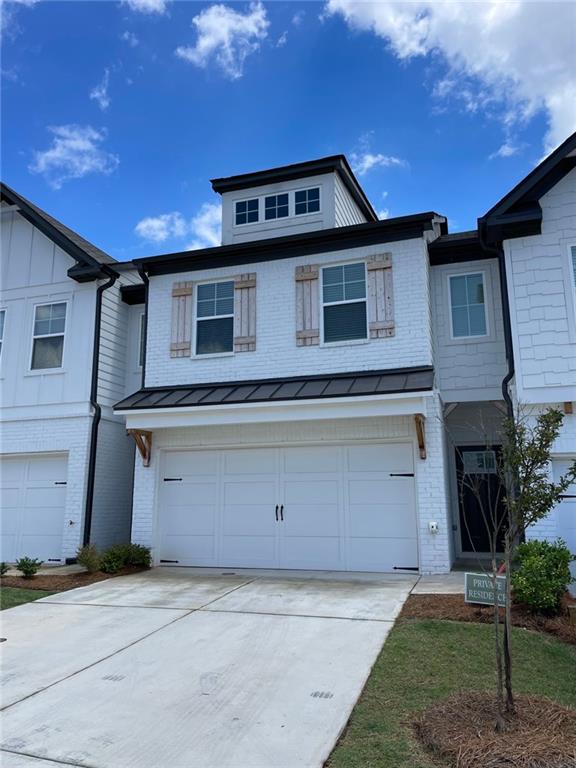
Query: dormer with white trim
[{"left": 211, "top": 156, "right": 378, "bottom": 245}]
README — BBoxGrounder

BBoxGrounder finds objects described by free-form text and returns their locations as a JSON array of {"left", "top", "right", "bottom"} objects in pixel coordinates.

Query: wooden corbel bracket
[
  {"left": 414, "top": 414, "right": 426, "bottom": 460},
  {"left": 127, "top": 429, "right": 152, "bottom": 467}
]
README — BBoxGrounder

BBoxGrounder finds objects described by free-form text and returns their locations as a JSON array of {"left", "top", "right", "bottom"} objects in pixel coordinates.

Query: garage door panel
[
  {"left": 347, "top": 444, "right": 413, "bottom": 473},
  {"left": 349, "top": 505, "right": 416, "bottom": 538},
  {"left": 25, "top": 487, "right": 67, "bottom": 508},
  {"left": 220, "top": 535, "right": 276, "bottom": 567},
  {"left": 0, "top": 460, "right": 25, "bottom": 482},
  {"left": 348, "top": 478, "right": 413, "bottom": 504},
  {"left": 283, "top": 446, "right": 340, "bottom": 474},
  {"left": 1, "top": 488, "right": 20, "bottom": 507},
  {"left": 224, "top": 449, "right": 277, "bottom": 475},
  {"left": 165, "top": 451, "right": 218, "bottom": 477},
  {"left": 284, "top": 480, "right": 339, "bottom": 505},
  {"left": 222, "top": 505, "right": 277, "bottom": 535},
  {"left": 26, "top": 456, "right": 67, "bottom": 481},
  {"left": 280, "top": 537, "right": 342, "bottom": 570},
  {"left": 223, "top": 480, "right": 276, "bottom": 505},
  {"left": 0, "top": 534, "right": 17, "bottom": 563},
  {"left": 162, "top": 481, "right": 217, "bottom": 506},
  {"left": 162, "top": 535, "right": 215, "bottom": 564},
  {"left": 22, "top": 506, "right": 65, "bottom": 535},
  {"left": 20, "top": 533, "right": 62, "bottom": 561},
  {"left": 348, "top": 537, "right": 418, "bottom": 572},
  {"left": 163, "top": 505, "right": 216, "bottom": 536},
  {"left": 282, "top": 505, "right": 340, "bottom": 536}
]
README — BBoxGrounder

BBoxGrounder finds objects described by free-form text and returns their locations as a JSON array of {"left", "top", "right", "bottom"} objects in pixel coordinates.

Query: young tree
[{"left": 498, "top": 408, "right": 576, "bottom": 714}]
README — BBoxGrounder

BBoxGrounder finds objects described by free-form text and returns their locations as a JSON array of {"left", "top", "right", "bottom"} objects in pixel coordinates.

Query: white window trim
[
  {"left": 320, "top": 261, "right": 369, "bottom": 347},
  {"left": 293, "top": 185, "right": 322, "bottom": 217},
  {"left": 564, "top": 242, "right": 576, "bottom": 342},
  {"left": 263, "top": 192, "right": 290, "bottom": 222},
  {"left": 28, "top": 300, "right": 68, "bottom": 373},
  {"left": 234, "top": 197, "right": 260, "bottom": 227},
  {"left": 0, "top": 308, "right": 5, "bottom": 361},
  {"left": 192, "top": 279, "right": 235, "bottom": 358},
  {"left": 447, "top": 270, "right": 490, "bottom": 341}
]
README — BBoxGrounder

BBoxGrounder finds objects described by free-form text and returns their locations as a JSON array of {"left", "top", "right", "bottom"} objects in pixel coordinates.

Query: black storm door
[{"left": 456, "top": 446, "right": 506, "bottom": 554}]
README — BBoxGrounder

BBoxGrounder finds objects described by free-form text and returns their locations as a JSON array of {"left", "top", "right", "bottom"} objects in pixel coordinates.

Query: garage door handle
[
  {"left": 275, "top": 504, "right": 279, "bottom": 521},
  {"left": 280, "top": 504, "right": 284, "bottom": 521},
  {"left": 54, "top": 481, "right": 67, "bottom": 485}
]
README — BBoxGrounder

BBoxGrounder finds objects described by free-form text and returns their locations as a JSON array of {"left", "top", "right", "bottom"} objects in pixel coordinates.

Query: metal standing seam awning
[{"left": 114, "top": 366, "right": 434, "bottom": 463}]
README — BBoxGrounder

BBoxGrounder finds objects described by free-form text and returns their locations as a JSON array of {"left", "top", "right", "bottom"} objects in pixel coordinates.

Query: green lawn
[
  {"left": 0, "top": 587, "right": 55, "bottom": 610},
  {"left": 327, "top": 619, "right": 576, "bottom": 768}
]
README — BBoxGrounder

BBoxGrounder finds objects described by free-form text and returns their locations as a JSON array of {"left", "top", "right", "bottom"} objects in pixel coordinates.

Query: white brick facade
[{"left": 145, "top": 238, "right": 433, "bottom": 388}]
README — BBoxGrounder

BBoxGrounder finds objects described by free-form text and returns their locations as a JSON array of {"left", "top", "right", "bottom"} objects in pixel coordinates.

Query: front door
[{"left": 456, "top": 446, "right": 506, "bottom": 555}]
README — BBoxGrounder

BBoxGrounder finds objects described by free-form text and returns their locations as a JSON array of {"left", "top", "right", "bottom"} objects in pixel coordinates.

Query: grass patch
[
  {"left": 327, "top": 619, "right": 576, "bottom": 768},
  {"left": 0, "top": 586, "right": 55, "bottom": 610}
]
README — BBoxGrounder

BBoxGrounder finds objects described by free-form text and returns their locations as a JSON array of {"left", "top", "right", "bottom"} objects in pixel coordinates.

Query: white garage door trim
[
  {"left": 0, "top": 452, "right": 68, "bottom": 564},
  {"left": 156, "top": 441, "right": 419, "bottom": 573}
]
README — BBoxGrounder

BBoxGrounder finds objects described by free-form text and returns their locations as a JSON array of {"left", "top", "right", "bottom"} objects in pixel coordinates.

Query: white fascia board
[
  {"left": 0, "top": 403, "right": 93, "bottom": 422},
  {"left": 118, "top": 391, "right": 436, "bottom": 430}
]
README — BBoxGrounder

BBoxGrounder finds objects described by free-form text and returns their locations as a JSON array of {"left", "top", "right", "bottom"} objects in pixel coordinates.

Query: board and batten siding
[
  {"left": 334, "top": 173, "right": 367, "bottom": 227},
  {"left": 97, "top": 270, "right": 141, "bottom": 407}
]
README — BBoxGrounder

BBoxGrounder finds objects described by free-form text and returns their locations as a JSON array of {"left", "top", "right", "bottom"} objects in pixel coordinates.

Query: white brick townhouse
[
  {"left": 0, "top": 185, "right": 144, "bottom": 563},
  {"left": 115, "top": 138, "right": 575, "bottom": 575}
]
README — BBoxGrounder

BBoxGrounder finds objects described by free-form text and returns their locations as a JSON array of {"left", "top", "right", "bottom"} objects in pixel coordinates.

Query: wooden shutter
[
  {"left": 233, "top": 273, "right": 256, "bottom": 352},
  {"left": 170, "top": 281, "right": 193, "bottom": 357},
  {"left": 295, "top": 265, "right": 320, "bottom": 346},
  {"left": 367, "top": 253, "right": 394, "bottom": 338}
]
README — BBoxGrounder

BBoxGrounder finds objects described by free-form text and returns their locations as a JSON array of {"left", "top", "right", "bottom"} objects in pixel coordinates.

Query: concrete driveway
[{"left": 0, "top": 568, "right": 417, "bottom": 768}]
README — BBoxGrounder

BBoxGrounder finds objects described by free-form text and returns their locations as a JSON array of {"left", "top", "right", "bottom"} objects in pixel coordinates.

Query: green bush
[
  {"left": 15, "top": 557, "right": 42, "bottom": 579},
  {"left": 100, "top": 543, "right": 152, "bottom": 574},
  {"left": 0, "top": 562, "right": 9, "bottom": 576},
  {"left": 100, "top": 550, "right": 125, "bottom": 574},
  {"left": 76, "top": 544, "right": 101, "bottom": 573},
  {"left": 512, "top": 538, "right": 574, "bottom": 614}
]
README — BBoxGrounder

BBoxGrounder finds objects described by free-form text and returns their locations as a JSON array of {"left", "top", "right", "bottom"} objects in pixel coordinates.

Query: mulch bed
[
  {"left": 401, "top": 593, "right": 576, "bottom": 646},
  {"left": 0, "top": 566, "right": 146, "bottom": 592},
  {"left": 415, "top": 691, "right": 576, "bottom": 768}
]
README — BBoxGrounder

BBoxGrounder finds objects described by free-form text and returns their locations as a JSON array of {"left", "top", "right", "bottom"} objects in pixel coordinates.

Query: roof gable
[{"left": 480, "top": 131, "right": 576, "bottom": 243}]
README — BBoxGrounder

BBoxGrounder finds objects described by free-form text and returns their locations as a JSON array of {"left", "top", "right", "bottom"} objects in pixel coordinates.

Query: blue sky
[{"left": 2, "top": 1, "right": 574, "bottom": 261}]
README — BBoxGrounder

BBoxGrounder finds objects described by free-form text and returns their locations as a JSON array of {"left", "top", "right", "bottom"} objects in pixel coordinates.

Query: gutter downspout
[
  {"left": 82, "top": 269, "right": 118, "bottom": 548},
  {"left": 137, "top": 264, "right": 149, "bottom": 389},
  {"left": 478, "top": 220, "right": 515, "bottom": 419}
]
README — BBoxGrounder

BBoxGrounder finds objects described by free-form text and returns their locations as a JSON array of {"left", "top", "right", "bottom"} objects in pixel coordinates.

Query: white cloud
[
  {"left": 325, "top": 1, "right": 576, "bottom": 154},
  {"left": 276, "top": 30, "right": 288, "bottom": 48},
  {"left": 1, "top": 0, "right": 38, "bottom": 38},
  {"left": 351, "top": 151, "right": 404, "bottom": 176},
  {"left": 134, "top": 202, "right": 222, "bottom": 250},
  {"left": 122, "top": 0, "right": 167, "bottom": 14},
  {"left": 135, "top": 212, "right": 187, "bottom": 243},
  {"left": 187, "top": 203, "right": 222, "bottom": 250},
  {"left": 292, "top": 11, "right": 305, "bottom": 26},
  {"left": 377, "top": 208, "right": 390, "bottom": 220},
  {"left": 29, "top": 125, "right": 119, "bottom": 189},
  {"left": 121, "top": 31, "right": 139, "bottom": 47},
  {"left": 175, "top": 1, "right": 269, "bottom": 80},
  {"left": 489, "top": 141, "right": 522, "bottom": 160},
  {"left": 89, "top": 69, "right": 110, "bottom": 111}
]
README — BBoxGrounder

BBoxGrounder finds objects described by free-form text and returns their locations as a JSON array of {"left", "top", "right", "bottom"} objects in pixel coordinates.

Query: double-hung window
[
  {"left": 195, "top": 281, "right": 234, "bottom": 355},
  {"left": 235, "top": 198, "right": 259, "bottom": 226},
  {"left": 449, "top": 273, "right": 487, "bottom": 338},
  {"left": 264, "top": 193, "right": 289, "bottom": 220},
  {"left": 0, "top": 309, "right": 5, "bottom": 359},
  {"left": 295, "top": 187, "right": 320, "bottom": 215},
  {"left": 31, "top": 302, "right": 67, "bottom": 369},
  {"left": 322, "top": 263, "right": 367, "bottom": 343}
]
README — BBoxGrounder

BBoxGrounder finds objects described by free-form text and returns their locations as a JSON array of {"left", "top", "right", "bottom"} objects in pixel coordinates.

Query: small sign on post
[{"left": 465, "top": 572, "right": 507, "bottom": 607}]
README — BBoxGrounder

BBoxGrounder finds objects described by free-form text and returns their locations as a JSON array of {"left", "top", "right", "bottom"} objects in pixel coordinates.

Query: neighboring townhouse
[
  {"left": 0, "top": 184, "right": 143, "bottom": 564},
  {"left": 481, "top": 133, "right": 576, "bottom": 564},
  {"left": 115, "top": 156, "right": 455, "bottom": 574}
]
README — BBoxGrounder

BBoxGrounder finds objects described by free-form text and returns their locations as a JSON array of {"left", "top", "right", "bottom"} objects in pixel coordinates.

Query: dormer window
[
  {"left": 235, "top": 198, "right": 259, "bottom": 226},
  {"left": 295, "top": 187, "right": 320, "bottom": 215},
  {"left": 265, "top": 193, "right": 289, "bottom": 220}
]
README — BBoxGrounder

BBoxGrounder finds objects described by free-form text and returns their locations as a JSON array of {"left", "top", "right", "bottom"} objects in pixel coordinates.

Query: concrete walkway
[{"left": 0, "top": 568, "right": 422, "bottom": 768}]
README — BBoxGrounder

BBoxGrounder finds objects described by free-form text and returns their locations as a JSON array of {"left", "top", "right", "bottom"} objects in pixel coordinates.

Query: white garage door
[
  {"left": 158, "top": 443, "right": 418, "bottom": 573},
  {"left": 0, "top": 455, "right": 67, "bottom": 563}
]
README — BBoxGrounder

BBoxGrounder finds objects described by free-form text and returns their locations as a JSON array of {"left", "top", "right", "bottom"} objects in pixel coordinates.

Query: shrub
[
  {"left": 512, "top": 538, "right": 574, "bottom": 614},
  {"left": 76, "top": 544, "right": 101, "bottom": 573},
  {"left": 100, "top": 550, "right": 125, "bottom": 574},
  {"left": 15, "top": 557, "right": 42, "bottom": 579},
  {"left": 0, "top": 562, "right": 9, "bottom": 576},
  {"left": 100, "top": 543, "right": 151, "bottom": 574}
]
